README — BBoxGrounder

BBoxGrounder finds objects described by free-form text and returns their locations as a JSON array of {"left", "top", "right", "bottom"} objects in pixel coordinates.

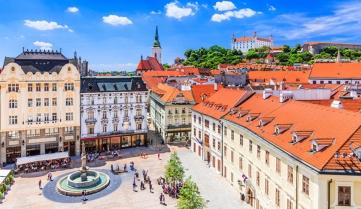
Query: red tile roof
[
  {"left": 248, "top": 70, "right": 310, "bottom": 83},
  {"left": 191, "top": 84, "right": 223, "bottom": 104},
  {"left": 142, "top": 70, "right": 184, "bottom": 77},
  {"left": 169, "top": 67, "right": 200, "bottom": 76},
  {"left": 192, "top": 88, "right": 252, "bottom": 120},
  {"left": 152, "top": 83, "right": 194, "bottom": 103},
  {"left": 224, "top": 94, "right": 361, "bottom": 172},
  {"left": 136, "top": 56, "right": 164, "bottom": 72},
  {"left": 304, "top": 42, "right": 361, "bottom": 47},
  {"left": 310, "top": 63, "right": 361, "bottom": 79}
]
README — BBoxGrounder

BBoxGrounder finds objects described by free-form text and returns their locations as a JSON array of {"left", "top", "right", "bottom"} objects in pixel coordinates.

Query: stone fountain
[{"left": 56, "top": 142, "right": 110, "bottom": 196}]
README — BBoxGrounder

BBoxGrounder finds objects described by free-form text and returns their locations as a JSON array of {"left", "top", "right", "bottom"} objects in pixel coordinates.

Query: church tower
[{"left": 152, "top": 26, "right": 162, "bottom": 64}]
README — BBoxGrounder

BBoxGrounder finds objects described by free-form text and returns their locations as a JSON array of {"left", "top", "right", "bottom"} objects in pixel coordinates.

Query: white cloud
[
  {"left": 33, "top": 41, "right": 53, "bottom": 50},
  {"left": 268, "top": 5, "right": 276, "bottom": 11},
  {"left": 67, "top": 6, "right": 79, "bottom": 13},
  {"left": 151, "top": 10, "right": 162, "bottom": 15},
  {"left": 213, "top": 1, "right": 236, "bottom": 11},
  {"left": 274, "top": 1, "right": 361, "bottom": 40},
  {"left": 102, "top": 15, "right": 133, "bottom": 26},
  {"left": 165, "top": 1, "right": 197, "bottom": 20},
  {"left": 211, "top": 8, "right": 257, "bottom": 22},
  {"left": 24, "top": 20, "right": 72, "bottom": 32}
]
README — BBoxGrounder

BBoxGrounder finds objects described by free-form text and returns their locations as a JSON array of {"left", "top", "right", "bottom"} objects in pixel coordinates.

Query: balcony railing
[
  {"left": 134, "top": 115, "right": 145, "bottom": 120},
  {"left": 85, "top": 118, "right": 97, "bottom": 124},
  {"left": 167, "top": 124, "right": 191, "bottom": 130}
]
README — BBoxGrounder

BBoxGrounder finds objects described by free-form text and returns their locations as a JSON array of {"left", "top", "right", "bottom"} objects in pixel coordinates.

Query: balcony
[
  {"left": 134, "top": 115, "right": 145, "bottom": 120},
  {"left": 167, "top": 124, "right": 191, "bottom": 130},
  {"left": 85, "top": 118, "right": 97, "bottom": 124}
]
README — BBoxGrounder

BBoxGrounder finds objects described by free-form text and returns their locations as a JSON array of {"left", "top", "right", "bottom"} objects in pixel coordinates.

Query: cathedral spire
[{"left": 153, "top": 26, "right": 161, "bottom": 48}]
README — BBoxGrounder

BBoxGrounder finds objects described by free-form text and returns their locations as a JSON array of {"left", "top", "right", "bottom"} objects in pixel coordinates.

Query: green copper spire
[{"left": 153, "top": 26, "right": 161, "bottom": 48}]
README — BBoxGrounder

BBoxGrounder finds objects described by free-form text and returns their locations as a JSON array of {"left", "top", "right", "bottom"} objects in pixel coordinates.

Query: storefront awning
[{"left": 16, "top": 152, "right": 69, "bottom": 166}]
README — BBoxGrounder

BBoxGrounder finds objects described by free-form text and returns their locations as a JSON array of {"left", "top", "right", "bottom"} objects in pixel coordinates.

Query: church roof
[
  {"left": 136, "top": 56, "right": 164, "bottom": 72},
  {"left": 153, "top": 26, "right": 161, "bottom": 48}
]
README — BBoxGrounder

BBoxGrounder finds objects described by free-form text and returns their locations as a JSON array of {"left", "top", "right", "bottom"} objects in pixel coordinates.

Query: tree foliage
[
  {"left": 182, "top": 45, "right": 242, "bottom": 69},
  {"left": 177, "top": 177, "right": 205, "bottom": 209},
  {"left": 165, "top": 152, "right": 185, "bottom": 184}
]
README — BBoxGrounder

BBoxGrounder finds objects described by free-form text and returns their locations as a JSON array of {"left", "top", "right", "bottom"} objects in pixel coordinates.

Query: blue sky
[{"left": 0, "top": 0, "right": 361, "bottom": 71}]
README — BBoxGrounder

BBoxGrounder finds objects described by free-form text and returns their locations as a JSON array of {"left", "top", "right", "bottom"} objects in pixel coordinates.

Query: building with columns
[
  {"left": 80, "top": 76, "right": 148, "bottom": 152},
  {"left": 0, "top": 49, "right": 81, "bottom": 165}
]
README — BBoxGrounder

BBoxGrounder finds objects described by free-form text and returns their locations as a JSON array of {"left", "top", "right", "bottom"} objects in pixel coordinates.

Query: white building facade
[
  {"left": 232, "top": 33, "right": 273, "bottom": 53},
  {"left": 0, "top": 50, "right": 81, "bottom": 165},
  {"left": 80, "top": 77, "right": 148, "bottom": 152}
]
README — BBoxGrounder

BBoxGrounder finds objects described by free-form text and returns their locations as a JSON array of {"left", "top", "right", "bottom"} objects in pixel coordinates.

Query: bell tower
[{"left": 152, "top": 26, "right": 162, "bottom": 64}]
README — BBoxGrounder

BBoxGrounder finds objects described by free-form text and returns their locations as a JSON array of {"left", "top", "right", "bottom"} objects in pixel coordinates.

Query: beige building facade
[{"left": 0, "top": 50, "right": 80, "bottom": 165}]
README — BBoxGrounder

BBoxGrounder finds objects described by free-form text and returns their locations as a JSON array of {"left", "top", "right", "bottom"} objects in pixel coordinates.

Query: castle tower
[{"left": 152, "top": 26, "right": 162, "bottom": 64}]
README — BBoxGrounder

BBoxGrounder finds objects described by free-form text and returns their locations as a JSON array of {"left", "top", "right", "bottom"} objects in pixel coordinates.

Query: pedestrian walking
[
  {"left": 38, "top": 179, "right": 42, "bottom": 189},
  {"left": 157, "top": 152, "right": 160, "bottom": 160},
  {"left": 159, "top": 193, "right": 163, "bottom": 204},
  {"left": 149, "top": 182, "right": 153, "bottom": 193}
]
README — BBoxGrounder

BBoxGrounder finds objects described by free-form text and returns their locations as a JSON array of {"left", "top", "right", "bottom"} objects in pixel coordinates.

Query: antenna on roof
[{"left": 22, "top": 47, "right": 25, "bottom": 53}]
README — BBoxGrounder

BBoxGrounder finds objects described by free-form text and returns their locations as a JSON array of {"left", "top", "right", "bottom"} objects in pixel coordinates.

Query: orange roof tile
[
  {"left": 142, "top": 70, "right": 185, "bottom": 77},
  {"left": 192, "top": 88, "right": 252, "bottom": 120},
  {"left": 248, "top": 70, "right": 310, "bottom": 83},
  {"left": 191, "top": 84, "right": 223, "bottom": 104},
  {"left": 310, "top": 63, "right": 361, "bottom": 79},
  {"left": 224, "top": 94, "right": 361, "bottom": 172},
  {"left": 136, "top": 56, "right": 164, "bottom": 72},
  {"left": 152, "top": 83, "right": 194, "bottom": 103}
]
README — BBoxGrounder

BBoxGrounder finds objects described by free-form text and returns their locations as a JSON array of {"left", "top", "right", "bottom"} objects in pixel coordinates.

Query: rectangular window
[
  {"left": 9, "top": 100, "right": 17, "bottom": 108},
  {"left": 338, "top": 186, "right": 351, "bottom": 206},
  {"left": 265, "top": 179, "right": 269, "bottom": 195},
  {"left": 28, "top": 83, "right": 33, "bottom": 92},
  {"left": 256, "top": 171, "right": 260, "bottom": 186},
  {"left": 52, "top": 113, "right": 57, "bottom": 121},
  {"left": 198, "top": 117, "right": 201, "bottom": 125},
  {"left": 302, "top": 176, "right": 309, "bottom": 195},
  {"left": 66, "top": 112, "right": 73, "bottom": 121},
  {"left": 44, "top": 98, "right": 49, "bottom": 106},
  {"left": 212, "top": 138, "right": 215, "bottom": 149},
  {"left": 9, "top": 116, "right": 18, "bottom": 125},
  {"left": 288, "top": 166, "right": 293, "bottom": 184},
  {"left": 65, "top": 127, "right": 74, "bottom": 134},
  {"left": 8, "top": 84, "right": 19, "bottom": 92},
  {"left": 36, "top": 98, "right": 41, "bottom": 107},
  {"left": 257, "top": 145, "right": 261, "bottom": 158},
  {"left": 212, "top": 123, "right": 215, "bottom": 131},
  {"left": 248, "top": 164, "right": 252, "bottom": 178},
  {"left": 249, "top": 140, "right": 253, "bottom": 152},
  {"left": 205, "top": 119, "right": 209, "bottom": 128},
  {"left": 276, "top": 158, "right": 281, "bottom": 173},
  {"left": 44, "top": 83, "right": 49, "bottom": 91},
  {"left": 44, "top": 113, "right": 49, "bottom": 122},
  {"left": 217, "top": 142, "right": 221, "bottom": 152},
  {"left": 66, "top": 98, "right": 73, "bottom": 106},
  {"left": 36, "top": 83, "right": 41, "bottom": 91},
  {"left": 265, "top": 151, "right": 270, "bottom": 165},
  {"left": 231, "top": 150, "right": 234, "bottom": 163},
  {"left": 231, "top": 130, "right": 234, "bottom": 140},
  {"left": 217, "top": 125, "right": 221, "bottom": 134},
  {"left": 193, "top": 115, "right": 196, "bottom": 123},
  {"left": 52, "top": 98, "right": 57, "bottom": 106},
  {"left": 204, "top": 134, "right": 209, "bottom": 147},
  {"left": 52, "top": 83, "right": 57, "bottom": 91},
  {"left": 239, "top": 157, "right": 243, "bottom": 170},
  {"left": 287, "top": 199, "right": 293, "bottom": 209},
  {"left": 240, "top": 134, "right": 243, "bottom": 146},
  {"left": 224, "top": 146, "right": 227, "bottom": 157},
  {"left": 193, "top": 128, "right": 196, "bottom": 137},
  {"left": 64, "top": 83, "right": 74, "bottom": 91},
  {"left": 275, "top": 188, "right": 280, "bottom": 207},
  {"left": 224, "top": 126, "right": 227, "bottom": 136}
]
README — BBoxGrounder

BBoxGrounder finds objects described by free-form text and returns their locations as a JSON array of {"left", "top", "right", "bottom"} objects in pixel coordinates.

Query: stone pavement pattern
[{"left": 1, "top": 146, "right": 249, "bottom": 209}]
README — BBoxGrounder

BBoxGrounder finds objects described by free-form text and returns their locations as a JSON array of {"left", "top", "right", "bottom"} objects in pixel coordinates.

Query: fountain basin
[{"left": 57, "top": 170, "right": 110, "bottom": 196}]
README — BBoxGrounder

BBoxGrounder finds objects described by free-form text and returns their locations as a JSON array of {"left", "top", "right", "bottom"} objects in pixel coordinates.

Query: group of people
[
  {"left": 17, "top": 158, "right": 71, "bottom": 173},
  {"left": 110, "top": 163, "right": 128, "bottom": 173},
  {"left": 133, "top": 169, "right": 153, "bottom": 193},
  {"left": 158, "top": 177, "right": 183, "bottom": 199}
]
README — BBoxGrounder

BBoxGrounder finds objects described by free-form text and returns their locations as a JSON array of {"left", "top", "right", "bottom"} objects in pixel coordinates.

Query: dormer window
[
  {"left": 229, "top": 108, "right": 238, "bottom": 115},
  {"left": 258, "top": 117, "right": 274, "bottom": 127},
  {"left": 311, "top": 138, "right": 334, "bottom": 152},
  {"left": 237, "top": 110, "right": 249, "bottom": 118},
  {"left": 291, "top": 131, "right": 313, "bottom": 144},
  {"left": 274, "top": 124, "right": 292, "bottom": 135},
  {"left": 247, "top": 113, "right": 259, "bottom": 122}
]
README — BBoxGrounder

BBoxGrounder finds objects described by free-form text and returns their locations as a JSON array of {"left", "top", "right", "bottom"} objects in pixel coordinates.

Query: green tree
[
  {"left": 177, "top": 177, "right": 205, "bottom": 209},
  {"left": 165, "top": 152, "right": 185, "bottom": 184},
  {"left": 163, "top": 63, "right": 170, "bottom": 69},
  {"left": 283, "top": 45, "right": 291, "bottom": 53}
]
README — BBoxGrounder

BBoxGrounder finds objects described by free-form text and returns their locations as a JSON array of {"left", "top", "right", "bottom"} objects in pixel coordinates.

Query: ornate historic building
[
  {"left": 231, "top": 32, "right": 273, "bottom": 53},
  {"left": 80, "top": 77, "right": 148, "bottom": 152},
  {"left": 0, "top": 49, "right": 81, "bottom": 165}
]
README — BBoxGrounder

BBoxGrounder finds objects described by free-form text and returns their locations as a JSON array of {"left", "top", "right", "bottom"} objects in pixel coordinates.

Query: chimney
[
  {"left": 214, "top": 83, "right": 218, "bottom": 91},
  {"left": 280, "top": 91, "right": 293, "bottom": 103}
]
